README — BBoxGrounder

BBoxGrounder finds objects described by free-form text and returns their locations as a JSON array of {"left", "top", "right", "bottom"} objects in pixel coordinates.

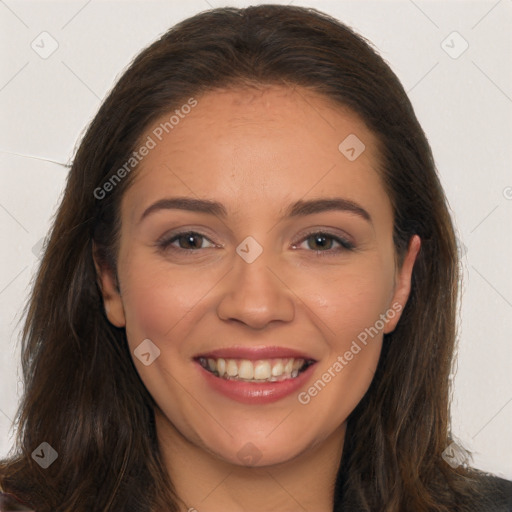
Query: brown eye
[
  {"left": 175, "top": 233, "right": 205, "bottom": 249},
  {"left": 307, "top": 234, "right": 335, "bottom": 251},
  {"left": 293, "top": 231, "right": 355, "bottom": 255},
  {"left": 158, "top": 231, "right": 216, "bottom": 251}
]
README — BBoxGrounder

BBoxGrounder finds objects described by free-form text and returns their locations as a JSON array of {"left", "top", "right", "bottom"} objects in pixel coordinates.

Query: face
[{"left": 96, "top": 85, "right": 419, "bottom": 468}]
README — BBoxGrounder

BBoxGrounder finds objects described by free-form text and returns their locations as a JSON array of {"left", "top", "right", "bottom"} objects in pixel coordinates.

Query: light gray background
[{"left": 1, "top": 0, "right": 511, "bottom": 479}]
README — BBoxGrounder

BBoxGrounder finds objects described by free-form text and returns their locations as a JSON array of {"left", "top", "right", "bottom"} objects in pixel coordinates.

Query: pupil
[
  {"left": 182, "top": 234, "right": 200, "bottom": 249},
  {"left": 310, "top": 234, "right": 331, "bottom": 250}
]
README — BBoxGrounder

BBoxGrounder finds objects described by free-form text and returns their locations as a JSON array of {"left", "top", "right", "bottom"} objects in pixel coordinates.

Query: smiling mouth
[{"left": 196, "top": 356, "right": 316, "bottom": 383}]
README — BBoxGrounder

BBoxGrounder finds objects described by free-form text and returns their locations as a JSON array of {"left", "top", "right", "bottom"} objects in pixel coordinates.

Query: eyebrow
[{"left": 140, "top": 196, "right": 371, "bottom": 223}]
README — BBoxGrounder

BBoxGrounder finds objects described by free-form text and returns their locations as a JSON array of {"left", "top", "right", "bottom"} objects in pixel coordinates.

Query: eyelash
[
  {"left": 293, "top": 230, "right": 355, "bottom": 255},
  {"left": 156, "top": 230, "right": 355, "bottom": 257}
]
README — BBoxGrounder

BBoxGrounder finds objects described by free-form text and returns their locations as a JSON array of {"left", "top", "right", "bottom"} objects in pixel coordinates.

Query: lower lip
[{"left": 196, "top": 361, "right": 316, "bottom": 404}]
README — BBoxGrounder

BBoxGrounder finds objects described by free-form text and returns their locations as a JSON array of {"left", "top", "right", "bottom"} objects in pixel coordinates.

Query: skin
[{"left": 95, "top": 85, "right": 420, "bottom": 512}]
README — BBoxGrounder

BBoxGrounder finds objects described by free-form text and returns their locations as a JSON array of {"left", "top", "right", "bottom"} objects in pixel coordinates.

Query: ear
[
  {"left": 383, "top": 234, "right": 421, "bottom": 334},
  {"left": 92, "top": 242, "right": 126, "bottom": 328}
]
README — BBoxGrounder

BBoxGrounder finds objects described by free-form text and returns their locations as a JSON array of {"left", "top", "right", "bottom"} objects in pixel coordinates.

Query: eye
[
  {"left": 292, "top": 231, "right": 354, "bottom": 255},
  {"left": 157, "top": 231, "right": 217, "bottom": 251}
]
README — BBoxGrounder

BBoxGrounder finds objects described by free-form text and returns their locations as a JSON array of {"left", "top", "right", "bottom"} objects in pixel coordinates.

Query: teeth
[
  {"left": 198, "top": 356, "right": 309, "bottom": 382},
  {"left": 253, "top": 360, "right": 271, "bottom": 380},
  {"left": 217, "top": 357, "right": 226, "bottom": 376},
  {"left": 226, "top": 359, "right": 238, "bottom": 377},
  {"left": 271, "top": 361, "right": 284, "bottom": 377},
  {"left": 238, "top": 360, "right": 254, "bottom": 379}
]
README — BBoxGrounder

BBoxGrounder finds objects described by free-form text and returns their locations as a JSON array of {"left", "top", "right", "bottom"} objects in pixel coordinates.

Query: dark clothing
[
  {"left": 1, "top": 475, "right": 511, "bottom": 511},
  {"left": 473, "top": 475, "right": 512, "bottom": 511}
]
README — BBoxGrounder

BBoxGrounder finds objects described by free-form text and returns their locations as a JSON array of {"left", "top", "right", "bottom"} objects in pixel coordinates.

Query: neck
[{"left": 155, "top": 407, "right": 346, "bottom": 512}]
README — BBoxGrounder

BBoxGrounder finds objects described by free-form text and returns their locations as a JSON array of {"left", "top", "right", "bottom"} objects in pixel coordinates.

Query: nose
[{"left": 216, "top": 252, "right": 295, "bottom": 330}]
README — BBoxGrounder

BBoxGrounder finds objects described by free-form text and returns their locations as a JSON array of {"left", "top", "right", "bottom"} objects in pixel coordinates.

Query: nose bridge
[{"left": 216, "top": 237, "right": 295, "bottom": 328}]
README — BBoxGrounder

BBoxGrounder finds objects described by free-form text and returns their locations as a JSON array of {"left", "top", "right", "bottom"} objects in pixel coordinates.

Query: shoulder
[{"left": 469, "top": 474, "right": 512, "bottom": 512}]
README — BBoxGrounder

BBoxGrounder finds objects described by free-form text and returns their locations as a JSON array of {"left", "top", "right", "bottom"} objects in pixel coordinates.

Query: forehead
[{"left": 122, "top": 85, "right": 390, "bottom": 224}]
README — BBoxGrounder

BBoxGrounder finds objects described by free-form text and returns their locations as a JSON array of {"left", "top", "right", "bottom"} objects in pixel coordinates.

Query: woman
[{"left": 1, "top": 5, "right": 510, "bottom": 511}]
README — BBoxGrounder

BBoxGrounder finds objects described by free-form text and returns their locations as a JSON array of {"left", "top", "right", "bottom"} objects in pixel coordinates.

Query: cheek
[
  {"left": 304, "top": 258, "right": 395, "bottom": 339},
  {"left": 119, "top": 261, "right": 206, "bottom": 419},
  {"left": 298, "top": 259, "right": 394, "bottom": 405},
  {"left": 119, "top": 257, "right": 216, "bottom": 348}
]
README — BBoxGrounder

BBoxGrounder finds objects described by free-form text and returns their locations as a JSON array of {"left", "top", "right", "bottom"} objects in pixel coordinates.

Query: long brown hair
[{"left": 0, "top": 5, "right": 498, "bottom": 511}]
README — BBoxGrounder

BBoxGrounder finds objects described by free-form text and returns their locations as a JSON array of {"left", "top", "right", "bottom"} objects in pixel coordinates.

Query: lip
[
  {"left": 195, "top": 359, "right": 317, "bottom": 405},
  {"left": 194, "top": 345, "right": 317, "bottom": 361}
]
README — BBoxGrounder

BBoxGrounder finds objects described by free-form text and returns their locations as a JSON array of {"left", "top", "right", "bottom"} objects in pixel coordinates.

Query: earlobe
[
  {"left": 92, "top": 243, "right": 126, "bottom": 328},
  {"left": 384, "top": 234, "right": 421, "bottom": 334}
]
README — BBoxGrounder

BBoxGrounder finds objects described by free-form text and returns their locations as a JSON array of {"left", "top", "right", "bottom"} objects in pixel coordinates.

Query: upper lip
[{"left": 194, "top": 345, "right": 317, "bottom": 361}]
